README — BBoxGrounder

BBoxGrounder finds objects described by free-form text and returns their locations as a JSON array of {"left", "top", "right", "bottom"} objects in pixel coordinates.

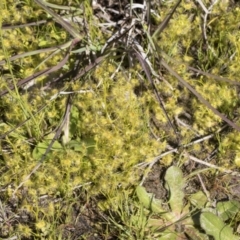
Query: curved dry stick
[
  {"left": 132, "top": 48, "right": 180, "bottom": 139},
  {"left": 152, "top": 0, "right": 182, "bottom": 38}
]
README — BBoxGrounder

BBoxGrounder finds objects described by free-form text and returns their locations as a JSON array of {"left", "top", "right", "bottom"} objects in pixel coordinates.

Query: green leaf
[
  {"left": 200, "top": 212, "right": 238, "bottom": 240},
  {"left": 32, "top": 142, "right": 48, "bottom": 160},
  {"left": 217, "top": 200, "right": 240, "bottom": 221},
  {"left": 136, "top": 186, "right": 165, "bottom": 213},
  {"left": 67, "top": 140, "right": 84, "bottom": 152},
  {"left": 164, "top": 166, "right": 185, "bottom": 215},
  {"left": 69, "top": 106, "right": 80, "bottom": 135},
  {"left": 32, "top": 140, "right": 63, "bottom": 160},
  {"left": 83, "top": 137, "right": 96, "bottom": 154},
  {"left": 188, "top": 191, "right": 208, "bottom": 209}
]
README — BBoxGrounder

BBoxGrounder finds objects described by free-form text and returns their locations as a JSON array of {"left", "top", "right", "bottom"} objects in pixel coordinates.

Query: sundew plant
[{"left": 0, "top": 0, "right": 240, "bottom": 238}]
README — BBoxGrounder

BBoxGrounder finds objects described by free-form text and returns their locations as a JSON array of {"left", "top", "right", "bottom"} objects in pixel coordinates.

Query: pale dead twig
[
  {"left": 138, "top": 122, "right": 240, "bottom": 185},
  {"left": 174, "top": 115, "right": 201, "bottom": 137},
  {"left": 196, "top": 0, "right": 220, "bottom": 56},
  {"left": 188, "top": 154, "right": 240, "bottom": 177},
  {"left": 197, "top": 173, "right": 213, "bottom": 206}
]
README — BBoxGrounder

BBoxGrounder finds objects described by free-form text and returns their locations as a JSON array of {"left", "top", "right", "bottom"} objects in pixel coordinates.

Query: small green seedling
[{"left": 136, "top": 166, "right": 240, "bottom": 239}]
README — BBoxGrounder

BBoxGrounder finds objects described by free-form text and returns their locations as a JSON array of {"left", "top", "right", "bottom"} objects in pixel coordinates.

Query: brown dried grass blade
[
  {"left": 160, "top": 58, "right": 240, "bottom": 132},
  {"left": 152, "top": 0, "right": 182, "bottom": 38},
  {"left": 0, "top": 40, "right": 76, "bottom": 96},
  {"left": 34, "top": 0, "right": 82, "bottom": 40},
  {"left": 132, "top": 48, "right": 180, "bottom": 139}
]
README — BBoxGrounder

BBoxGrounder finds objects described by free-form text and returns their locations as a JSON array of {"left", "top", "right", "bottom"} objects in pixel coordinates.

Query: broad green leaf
[
  {"left": 67, "top": 140, "right": 84, "bottom": 152},
  {"left": 136, "top": 186, "right": 165, "bottom": 213},
  {"left": 32, "top": 142, "right": 48, "bottom": 160},
  {"left": 32, "top": 140, "right": 63, "bottom": 160},
  {"left": 189, "top": 191, "right": 208, "bottom": 209},
  {"left": 83, "top": 137, "right": 96, "bottom": 154},
  {"left": 200, "top": 212, "right": 238, "bottom": 240},
  {"left": 217, "top": 200, "right": 240, "bottom": 221},
  {"left": 69, "top": 106, "right": 80, "bottom": 135},
  {"left": 47, "top": 141, "right": 62, "bottom": 150},
  {"left": 164, "top": 166, "right": 185, "bottom": 216}
]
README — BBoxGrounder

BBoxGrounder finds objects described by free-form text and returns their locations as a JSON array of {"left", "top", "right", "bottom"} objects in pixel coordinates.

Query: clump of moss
[
  {"left": 1, "top": 0, "right": 240, "bottom": 238},
  {"left": 154, "top": 1, "right": 240, "bottom": 165}
]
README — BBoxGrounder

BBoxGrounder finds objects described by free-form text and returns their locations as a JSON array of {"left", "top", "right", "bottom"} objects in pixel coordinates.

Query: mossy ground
[{"left": 0, "top": 0, "right": 240, "bottom": 239}]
